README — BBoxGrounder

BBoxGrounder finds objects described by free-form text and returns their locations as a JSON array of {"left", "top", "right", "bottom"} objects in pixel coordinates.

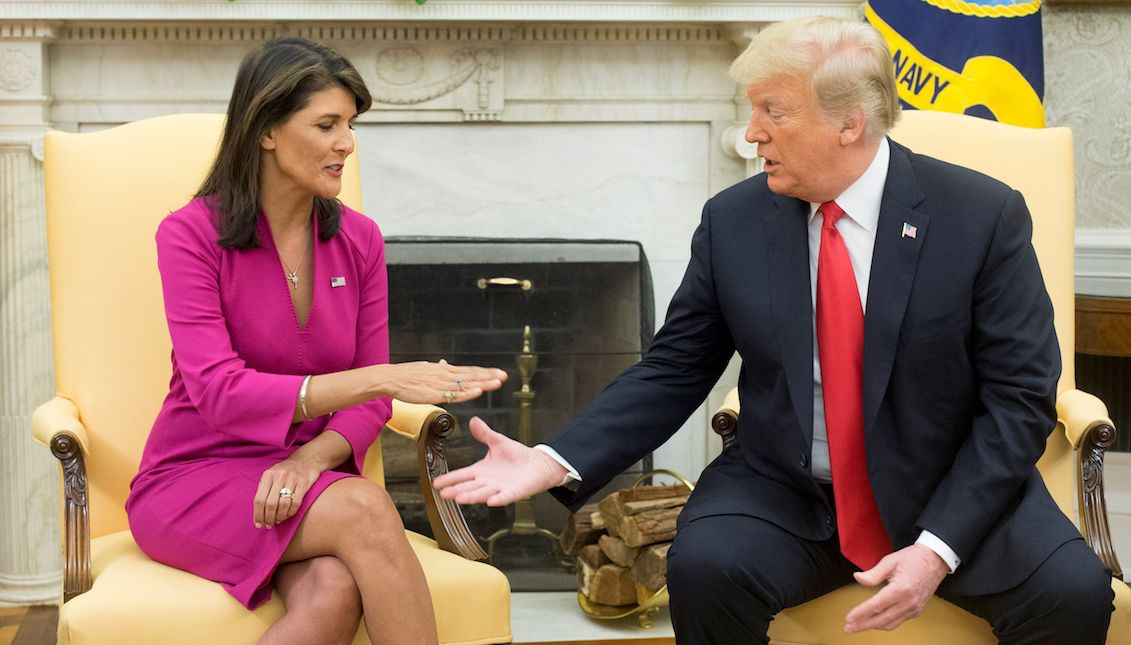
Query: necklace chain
[{"left": 278, "top": 229, "right": 310, "bottom": 290}]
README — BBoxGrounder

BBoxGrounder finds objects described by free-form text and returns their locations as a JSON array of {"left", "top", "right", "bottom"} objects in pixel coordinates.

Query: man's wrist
[
  {"left": 533, "top": 444, "right": 580, "bottom": 487},
  {"left": 915, "top": 530, "right": 960, "bottom": 574}
]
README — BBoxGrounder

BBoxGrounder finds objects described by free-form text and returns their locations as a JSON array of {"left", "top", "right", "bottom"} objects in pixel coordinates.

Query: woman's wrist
[
  {"left": 290, "top": 431, "right": 351, "bottom": 472},
  {"left": 364, "top": 363, "right": 395, "bottom": 399}
]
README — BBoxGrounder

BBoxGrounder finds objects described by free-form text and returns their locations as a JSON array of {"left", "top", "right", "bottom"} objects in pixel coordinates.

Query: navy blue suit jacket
[{"left": 548, "top": 139, "right": 1081, "bottom": 596}]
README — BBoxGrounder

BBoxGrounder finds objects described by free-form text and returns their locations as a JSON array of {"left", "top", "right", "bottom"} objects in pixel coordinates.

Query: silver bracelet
[{"left": 299, "top": 375, "right": 313, "bottom": 421}]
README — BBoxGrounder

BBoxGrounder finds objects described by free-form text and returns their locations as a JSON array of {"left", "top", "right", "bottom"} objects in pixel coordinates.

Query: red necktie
[{"left": 815, "top": 200, "right": 892, "bottom": 570}]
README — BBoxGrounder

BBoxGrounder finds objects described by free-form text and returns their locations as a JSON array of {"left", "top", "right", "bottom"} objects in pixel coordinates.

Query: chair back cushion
[
  {"left": 43, "top": 114, "right": 368, "bottom": 538},
  {"left": 890, "top": 110, "right": 1077, "bottom": 519}
]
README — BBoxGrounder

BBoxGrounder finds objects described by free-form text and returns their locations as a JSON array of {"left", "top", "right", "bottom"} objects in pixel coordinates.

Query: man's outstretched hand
[{"left": 433, "top": 417, "right": 568, "bottom": 507}]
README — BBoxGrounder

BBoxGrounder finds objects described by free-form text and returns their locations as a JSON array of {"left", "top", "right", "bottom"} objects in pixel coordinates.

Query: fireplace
[{"left": 381, "top": 238, "right": 654, "bottom": 590}]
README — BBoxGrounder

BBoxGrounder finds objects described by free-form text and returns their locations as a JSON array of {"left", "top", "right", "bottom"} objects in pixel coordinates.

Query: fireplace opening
[{"left": 382, "top": 238, "right": 655, "bottom": 591}]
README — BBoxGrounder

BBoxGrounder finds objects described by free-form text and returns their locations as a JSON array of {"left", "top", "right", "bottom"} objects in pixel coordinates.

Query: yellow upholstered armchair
[
  {"left": 34, "top": 114, "right": 511, "bottom": 645},
  {"left": 712, "top": 110, "right": 1131, "bottom": 644}
]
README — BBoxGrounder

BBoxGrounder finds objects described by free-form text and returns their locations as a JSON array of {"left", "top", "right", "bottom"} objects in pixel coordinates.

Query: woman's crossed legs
[{"left": 259, "top": 477, "right": 438, "bottom": 645}]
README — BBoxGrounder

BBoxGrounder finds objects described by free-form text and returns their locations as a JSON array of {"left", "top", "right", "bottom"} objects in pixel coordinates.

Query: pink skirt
[{"left": 128, "top": 457, "right": 357, "bottom": 609}]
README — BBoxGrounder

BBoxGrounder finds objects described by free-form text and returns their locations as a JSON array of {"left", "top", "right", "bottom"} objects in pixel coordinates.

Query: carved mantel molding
[
  {"left": 49, "top": 23, "right": 732, "bottom": 44},
  {"left": 2, "top": 1, "right": 860, "bottom": 24}
]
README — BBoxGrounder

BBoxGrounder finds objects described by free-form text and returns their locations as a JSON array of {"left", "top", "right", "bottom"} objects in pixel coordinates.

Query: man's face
[{"left": 744, "top": 75, "right": 848, "bottom": 204}]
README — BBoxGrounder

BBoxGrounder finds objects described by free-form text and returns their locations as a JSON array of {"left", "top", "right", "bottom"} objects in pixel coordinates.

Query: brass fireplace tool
[{"left": 482, "top": 325, "right": 568, "bottom": 566}]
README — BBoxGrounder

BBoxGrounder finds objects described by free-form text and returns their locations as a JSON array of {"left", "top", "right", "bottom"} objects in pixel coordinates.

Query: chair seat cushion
[
  {"left": 768, "top": 584, "right": 993, "bottom": 644},
  {"left": 57, "top": 530, "right": 511, "bottom": 645},
  {"left": 770, "top": 579, "right": 1131, "bottom": 645}
]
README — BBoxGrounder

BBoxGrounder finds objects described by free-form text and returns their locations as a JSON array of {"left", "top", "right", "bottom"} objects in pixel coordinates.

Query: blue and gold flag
[{"left": 865, "top": 0, "right": 1045, "bottom": 128}]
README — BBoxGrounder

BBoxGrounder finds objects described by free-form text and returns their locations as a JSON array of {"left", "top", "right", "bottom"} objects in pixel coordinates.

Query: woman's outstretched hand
[
  {"left": 387, "top": 360, "right": 507, "bottom": 405},
  {"left": 433, "top": 417, "right": 568, "bottom": 507}
]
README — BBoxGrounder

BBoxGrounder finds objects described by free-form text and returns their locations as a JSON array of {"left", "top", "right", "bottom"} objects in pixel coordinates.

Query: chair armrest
[
  {"left": 387, "top": 400, "right": 439, "bottom": 441},
  {"left": 387, "top": 399, "right": 489, "bottom": 562},
  {"left": 32, "top": 396, "right": 90, "bottom": 452},
  {"left": 1057, "top": 388, "right": 1113, "bottom": 450},
  {"left": 32, "top": 396, "right": 93, "bottom": 601},
  {"left": 710, "top": 387, "right": 740, "bottom": 449},
  {"left": 1057, "top": 388, "right": 1123, "bottom": 580}
]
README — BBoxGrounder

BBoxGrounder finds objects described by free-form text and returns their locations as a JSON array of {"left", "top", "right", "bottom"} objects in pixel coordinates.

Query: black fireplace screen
[{"left": 382, "top": 238, "right": 655, "bottom": 591}]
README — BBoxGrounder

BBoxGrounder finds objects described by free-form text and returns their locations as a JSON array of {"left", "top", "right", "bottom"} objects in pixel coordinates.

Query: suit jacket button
[
  {"left": 825, "top": 514, "right": 834, "bottom": 527},
  {"left": 799, "top": 453, "right": 809, "bottom": 468}
]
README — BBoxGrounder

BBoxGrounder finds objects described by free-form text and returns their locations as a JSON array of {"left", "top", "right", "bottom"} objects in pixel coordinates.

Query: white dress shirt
[{"left": 539, "top": 138, "right": 960, "bottom": 572}]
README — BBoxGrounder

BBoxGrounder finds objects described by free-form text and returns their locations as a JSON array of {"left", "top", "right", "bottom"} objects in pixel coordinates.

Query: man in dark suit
[{"left": 434, "top": 16, "right": 1114, "bottom": 644}]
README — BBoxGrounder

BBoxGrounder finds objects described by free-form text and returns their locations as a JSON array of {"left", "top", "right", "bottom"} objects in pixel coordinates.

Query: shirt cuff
[
  {"left": 916, "top": 530, "right": 961, "bottom": 573},
  {"left": 534, "top": 444, "right": 581, "bottom": 487}
]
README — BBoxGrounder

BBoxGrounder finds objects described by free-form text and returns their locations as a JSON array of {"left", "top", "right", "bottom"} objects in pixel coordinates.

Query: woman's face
[{"left": 260, "top": 85, "right": 358, "bottom": 201}]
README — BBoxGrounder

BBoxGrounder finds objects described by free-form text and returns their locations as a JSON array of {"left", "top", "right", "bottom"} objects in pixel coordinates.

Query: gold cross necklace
[{"left": 278, "top": 229, "right": 310, "bottom": 290}]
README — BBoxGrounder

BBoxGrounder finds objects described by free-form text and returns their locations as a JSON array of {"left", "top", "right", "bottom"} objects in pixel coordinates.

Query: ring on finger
[
  {"left": 441, "top": 390, "right": 455, "bottom": 403},
  {"left": 279, "top": 487, "right": 294, "bottom": 499}
]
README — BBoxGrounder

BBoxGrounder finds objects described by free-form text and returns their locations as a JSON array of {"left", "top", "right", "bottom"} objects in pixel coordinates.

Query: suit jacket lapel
[
  {"left": 765, "top": 194, "right": 815, "bottom": 447},
  {"left": 863, "top": 140, "right": 928, "bottom": 435}
]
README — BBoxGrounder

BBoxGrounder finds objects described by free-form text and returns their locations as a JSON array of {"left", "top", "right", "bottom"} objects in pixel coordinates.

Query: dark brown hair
[{"left": 198, "top": 37, "right": 372, "bottom": 248}]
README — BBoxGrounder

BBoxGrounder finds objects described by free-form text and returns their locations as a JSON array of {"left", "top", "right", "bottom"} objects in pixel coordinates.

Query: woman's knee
[
  {"left": 319, "top": 478, "right": 405, "bottom": 540},
  {"left": 301, "top": 556, "right": 363, "bottom": 619}
]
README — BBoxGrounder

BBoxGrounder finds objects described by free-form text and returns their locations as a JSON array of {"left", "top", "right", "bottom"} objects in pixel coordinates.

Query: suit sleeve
[
  {"left": 156, "top": 213, "right": 304, "bottom": 446},
  {"left": 548, "top": 202, "right": 737, "bottom": 510},
  {"left": 914, "top": 190, "right": 1060, "bottom": 560},
  {"left": 324, "top": 222, "right": 393, "bottom": 474}
]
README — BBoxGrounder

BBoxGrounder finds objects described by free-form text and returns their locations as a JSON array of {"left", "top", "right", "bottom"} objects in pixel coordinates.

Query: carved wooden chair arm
[
  {"left": 389, "top": 400, "right": 489, "bottom": 562},
  {"left": 32, "top": 396, "right": 92, "bottom": 602},
  {"left": 1057, "top": 388, "right": 1123, "bottom": 579},
  {"left": 710, "top": 388, "right": 740, "bottom": 449}
]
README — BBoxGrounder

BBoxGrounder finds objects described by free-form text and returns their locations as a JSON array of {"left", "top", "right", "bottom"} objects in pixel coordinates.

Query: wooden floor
[{"left": 0, "top": 606, "right": 56, "bottom": 645}]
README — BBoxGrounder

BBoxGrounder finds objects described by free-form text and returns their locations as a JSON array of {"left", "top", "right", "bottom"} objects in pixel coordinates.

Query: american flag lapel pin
[
  {"left": 901, "top": 222, "right": 918, "bottom": 239},
  {"left": 330, "top": 276, "right": 346, "bottom": 288}
]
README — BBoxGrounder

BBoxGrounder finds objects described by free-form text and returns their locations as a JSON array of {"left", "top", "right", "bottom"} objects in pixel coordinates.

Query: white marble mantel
[{"left": 4, "top": 0, "right": 860, "bottom": 22}]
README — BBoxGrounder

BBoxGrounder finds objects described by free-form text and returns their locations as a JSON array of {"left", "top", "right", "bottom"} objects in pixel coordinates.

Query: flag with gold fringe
[{"left": 865, "top": 0, "right": 1045, "bottom": 128}]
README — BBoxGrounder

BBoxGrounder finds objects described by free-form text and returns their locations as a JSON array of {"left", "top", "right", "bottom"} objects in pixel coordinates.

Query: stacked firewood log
[{"left": 560, "top": 483, "right": 692, "bottom": 608}]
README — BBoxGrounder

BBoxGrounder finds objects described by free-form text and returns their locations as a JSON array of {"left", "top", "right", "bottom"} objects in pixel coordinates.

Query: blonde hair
[{"left": 728, "top": 16, "right": 900, "bottom": 141}]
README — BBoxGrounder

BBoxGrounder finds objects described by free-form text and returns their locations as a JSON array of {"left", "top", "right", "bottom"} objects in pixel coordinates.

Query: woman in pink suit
[{"left": 125, "top": 37, "right": 506, "bottom": 645}]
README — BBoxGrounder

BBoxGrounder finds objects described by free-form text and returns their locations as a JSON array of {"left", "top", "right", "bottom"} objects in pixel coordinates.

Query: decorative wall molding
[
  {"left": 49, "top": 23, "right": 732, "bottom": 44},
  {"left": 0, "top": 48, "right": 35, "bottom": 92},
  {"left": 375, "top": 45, "right": 425, "bottom": 85},
  {"left": 0, "top": 571, "right": 62, "bottom": 604},
  {"left": 2, "top": 1, "right": 860, "bottom": 24},
  {"left": 43, "top": 16, "right": 742, "bottom": 126},
  {"left": 1076, "top": 228, "right": 1131, "bottom": 297},
  {"left": 0, "top": 23, "right": 58, "bottom": 40},
  {"left": 370, "top": 46, "right": 503, "bottom": 120}
]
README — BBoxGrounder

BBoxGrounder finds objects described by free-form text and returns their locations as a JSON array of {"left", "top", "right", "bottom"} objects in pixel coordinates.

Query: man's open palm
[{"left": 433, "top": 417, "right": 568, "bottom": 507}]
